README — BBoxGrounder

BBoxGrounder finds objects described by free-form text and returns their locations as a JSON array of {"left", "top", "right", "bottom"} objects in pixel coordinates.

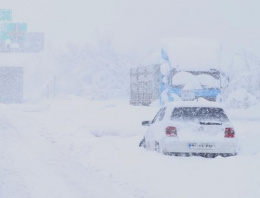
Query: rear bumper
[{"left": 161, "top": 138, "right": 238, "bottom": 155}]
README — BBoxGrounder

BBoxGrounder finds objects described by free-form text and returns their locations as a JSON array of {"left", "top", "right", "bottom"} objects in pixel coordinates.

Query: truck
[
  {"left": 130, "top": 65, "right": 224, "bottom": 106},
  {"left": 160, "top": 68, "right": 223, "bottom": 105}
]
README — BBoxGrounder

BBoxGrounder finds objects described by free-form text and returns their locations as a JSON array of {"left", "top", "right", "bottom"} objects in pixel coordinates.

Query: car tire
[
  {"left": 221, "top": 153, "right": 237, "bottom": 157},
  {"left": 205, "top": 153, "right": 217, "bottom": 158},
  {"left": 155, "top": 141, "right": 161, "bottom": 153}
]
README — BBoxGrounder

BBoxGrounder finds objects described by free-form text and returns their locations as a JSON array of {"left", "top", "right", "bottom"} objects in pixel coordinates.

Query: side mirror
[{"left": 142, "top": 121, "right": 151, "bottom": 126}]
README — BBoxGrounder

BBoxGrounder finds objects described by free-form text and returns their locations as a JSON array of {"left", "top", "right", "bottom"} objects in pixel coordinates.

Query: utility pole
[{"left": 53, "top": 75, "right": 56, "bottom": 97}]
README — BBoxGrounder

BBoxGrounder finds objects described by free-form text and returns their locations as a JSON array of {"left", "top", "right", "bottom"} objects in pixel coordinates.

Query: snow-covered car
[{"left": 139, "top": 101, "right": 238, "bottom": 157}]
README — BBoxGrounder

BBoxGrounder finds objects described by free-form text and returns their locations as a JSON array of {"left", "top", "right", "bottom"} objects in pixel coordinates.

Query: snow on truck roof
[
  {"left": 171, "top": 71, "right": 220, "bottom": 89},
  {"left": 171, "top": 72, "right": 201, "bottom": 89}
]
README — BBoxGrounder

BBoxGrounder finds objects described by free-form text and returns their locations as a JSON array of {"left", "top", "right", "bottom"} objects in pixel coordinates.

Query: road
[{"left": 1, "top": 99, "right": 260, "bottom": 198}]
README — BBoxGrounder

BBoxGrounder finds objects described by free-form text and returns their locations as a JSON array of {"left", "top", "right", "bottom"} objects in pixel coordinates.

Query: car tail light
[
  {"left": 166, "top": 126, "right": 177, "bottom": 137},
  {"left": 225, "top": 127, "right": 235, "bottom": 138}
]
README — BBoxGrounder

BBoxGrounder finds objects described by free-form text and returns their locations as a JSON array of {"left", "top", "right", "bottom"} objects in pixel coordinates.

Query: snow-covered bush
[
  {"left": 52, "top": 40, "right": 133, "bottom": 100},
  {"left": 222, "top": 49, "right": 260, "bottom": 108},
  {"left": 225, "top": 89, "right": 258, "bottom": 109}
]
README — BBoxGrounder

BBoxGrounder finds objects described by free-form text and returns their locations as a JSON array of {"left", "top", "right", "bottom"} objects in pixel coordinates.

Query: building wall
[
  {"left": 0, "top": 67, "right": 23, "bottom": 103},
  {"left": 130, "top": 64, "right": 160, "bottom": 106}
]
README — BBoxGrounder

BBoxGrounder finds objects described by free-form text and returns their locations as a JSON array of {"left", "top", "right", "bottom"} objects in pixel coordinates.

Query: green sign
[
  {"left": 0, "top": 10, "right": 44, "bottom": 53},
  {"left": 0, "top": 23, "right": 27, "bottom": 41},
  {"left": 0, "top": 9, "right": 12, "bottom": 21},
  {"left": 0, "top": 32, "right": 44, "bottom": 53}
]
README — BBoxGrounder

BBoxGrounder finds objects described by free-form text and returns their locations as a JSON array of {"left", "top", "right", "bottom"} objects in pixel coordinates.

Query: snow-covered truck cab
[{"left": 160, "top": 68, "right": 225, "bottom": 105}]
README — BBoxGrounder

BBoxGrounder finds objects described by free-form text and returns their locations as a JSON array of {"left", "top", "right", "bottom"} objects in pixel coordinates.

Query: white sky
[{"left": 1, "top": 0, "right": 260, "bottom": 58}]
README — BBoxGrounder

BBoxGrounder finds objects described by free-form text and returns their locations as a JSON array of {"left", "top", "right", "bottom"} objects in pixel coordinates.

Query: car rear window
[{"left": 171, "top": 107, "right": 229, "bottom": 122}]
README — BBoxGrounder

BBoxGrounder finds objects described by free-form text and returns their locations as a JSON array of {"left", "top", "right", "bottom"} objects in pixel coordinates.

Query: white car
[{"left": 139, "top": 101, "right": 238, "bottom": 157}]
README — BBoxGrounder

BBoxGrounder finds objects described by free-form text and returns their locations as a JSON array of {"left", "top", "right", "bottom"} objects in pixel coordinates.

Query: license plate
[{"left": 188, "top": 143, "right": 215, "bottom": 150}]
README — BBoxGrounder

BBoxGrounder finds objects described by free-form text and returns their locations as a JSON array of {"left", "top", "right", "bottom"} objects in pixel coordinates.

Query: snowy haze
[
  {"left": 2, "top": 0, "right": 260, "bottom": 55},
  {"left": 1, "top": 0, "right": 260, "bottom": 100},
  {"left": 1, "top": 1, "right": 260, "bottom": 198}
]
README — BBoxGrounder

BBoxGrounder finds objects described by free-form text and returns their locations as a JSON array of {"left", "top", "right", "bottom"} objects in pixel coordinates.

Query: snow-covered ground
[{"left": 1, "top": 98, "right": 260, "bottom": 198}]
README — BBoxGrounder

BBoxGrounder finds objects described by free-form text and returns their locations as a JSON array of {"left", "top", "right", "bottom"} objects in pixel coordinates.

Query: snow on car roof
[{"left": 165, "top": 100, "right": 224, "bottom": 109}]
